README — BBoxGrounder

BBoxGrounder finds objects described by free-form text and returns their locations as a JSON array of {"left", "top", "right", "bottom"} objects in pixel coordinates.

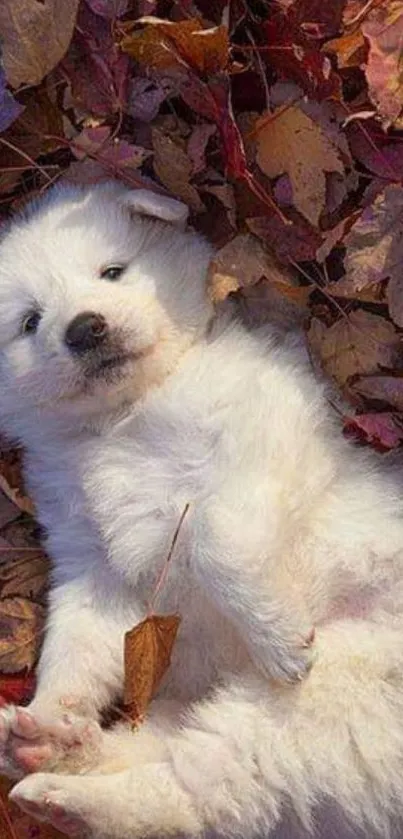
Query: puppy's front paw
[
  {"left": 252, "top": 627, "right": 316, "bottom": 685},
  {"left": 0, "top": 705, "right": 102, "bottom": 778}
]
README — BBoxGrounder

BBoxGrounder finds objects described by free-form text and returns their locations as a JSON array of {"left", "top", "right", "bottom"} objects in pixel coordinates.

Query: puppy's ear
[{"left": 121, "top": 189, "right": 189, "bottom": 228}]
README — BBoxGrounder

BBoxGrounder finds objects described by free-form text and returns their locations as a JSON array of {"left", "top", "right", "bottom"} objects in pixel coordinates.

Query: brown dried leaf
[
  {"left": 308, "top": 310, "right": 401, "bottom": 391},
  {"left": 124, "top": 614, "right": 181, "bottom": 722},
  {"left": 363, "top": 4, "right": 403, "bottom": 128},
  {"left": 151, "top": 126, "right": 204, "bottom": 211},
  {"left": 0, "top": 448, "right": 34, "bottom": 517},
  {"left": 120, "top": 18, "right": 228, "bottom": 75},
  {"left": 0, "top": 0, "right": 80, "bottom": 88},
  {"left": 207, "top": 233, "right": 304, "bottom": 304},
  {"left": 0, "top": 598, "right": 44, "bottom": 674},
  {"left": 0, "top": 88, "right": 64, "bottom": 195},
  {"left": 353, "top": 375, "right": 403, "bottom": 412},
  {"left": 0, "top": 553, "right": 50, "bottom": 601},
  {"left": 324, "top": 29, "right": 366, "bottom": 69},
  {"left": 255, "top": 106, "right": 344, "bottom": 227},
  {"left": 207, "top": 234, "right": 271, "bottom": 302},
  {"left": 343, "top": 186, "right": 403, "bottom": 326}
]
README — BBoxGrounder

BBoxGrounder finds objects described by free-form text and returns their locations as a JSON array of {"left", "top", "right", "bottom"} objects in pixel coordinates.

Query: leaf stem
[{"left": 147, "top": 503, "right": 190, "bottom": 615}]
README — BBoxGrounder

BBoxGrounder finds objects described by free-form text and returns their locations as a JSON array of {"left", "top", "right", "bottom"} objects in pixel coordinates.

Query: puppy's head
[{"left": 0, "top": 181, "right": 213, "bottom": 436}]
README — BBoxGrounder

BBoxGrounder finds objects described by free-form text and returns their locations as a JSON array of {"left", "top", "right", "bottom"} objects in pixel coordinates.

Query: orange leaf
[
  {"left": 119, "top": 17, "right": 228, "bottom": 75},
  {"left": 124, "top": 614, "right": 181, "bottom": 723},
  {"left": 324, "top": 29, "right": 366, "bottom": 68}
]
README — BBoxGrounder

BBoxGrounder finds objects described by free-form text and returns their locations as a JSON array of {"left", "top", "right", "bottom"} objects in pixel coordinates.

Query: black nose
[{"left": 65, "top": 312, "right": 108, "bottom": 354}]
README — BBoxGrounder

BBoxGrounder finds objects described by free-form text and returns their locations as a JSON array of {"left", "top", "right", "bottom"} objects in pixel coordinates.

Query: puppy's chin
[{"left": 82, "top": 350, "right": 138, "bottom": 385}]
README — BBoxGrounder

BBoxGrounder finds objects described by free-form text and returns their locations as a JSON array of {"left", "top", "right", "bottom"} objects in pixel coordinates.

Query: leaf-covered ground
[{"left": 1, "top": 1, "right": 403, "bottom": 824}]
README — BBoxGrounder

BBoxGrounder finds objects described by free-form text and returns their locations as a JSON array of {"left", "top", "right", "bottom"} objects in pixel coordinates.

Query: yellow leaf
[
  {"left": 124, "top": 614, "right": 181, "bottom": 724},
  {"left": 255, "top": 106, "right": 344, "bottom": 227},
  {"left": 324, "top": 29, "right": 366, "bottom": 69}
]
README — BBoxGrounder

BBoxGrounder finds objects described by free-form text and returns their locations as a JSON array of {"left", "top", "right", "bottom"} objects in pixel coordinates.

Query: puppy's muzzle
[{"left": 65, "top": 312, "right": 108, "bottom": 355}]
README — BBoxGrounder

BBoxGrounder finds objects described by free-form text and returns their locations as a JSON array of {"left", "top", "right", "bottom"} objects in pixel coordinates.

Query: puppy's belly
[{"left": 156, "top": 592, "right": 253, "bottom": 702}]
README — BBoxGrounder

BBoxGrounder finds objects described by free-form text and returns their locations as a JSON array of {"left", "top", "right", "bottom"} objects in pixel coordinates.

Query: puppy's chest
[{"left": 82, "top": 413, "right": 221, "bottom": 583}]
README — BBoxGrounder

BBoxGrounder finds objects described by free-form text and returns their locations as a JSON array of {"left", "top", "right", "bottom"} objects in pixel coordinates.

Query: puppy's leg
[
  {"left": 192, "top": 497, "right": 314, "bottom": 683},
  {"left": 10, "top": 624, "right": 403, "bottom": 839},
  {"left": 0, "top": 571, "right": 139, "bottom": 778}
]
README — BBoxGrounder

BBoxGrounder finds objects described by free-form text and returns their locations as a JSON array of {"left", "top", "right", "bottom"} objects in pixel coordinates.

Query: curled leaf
[{"left": 124, "top": 614, "right": 181, "bottom": 724}]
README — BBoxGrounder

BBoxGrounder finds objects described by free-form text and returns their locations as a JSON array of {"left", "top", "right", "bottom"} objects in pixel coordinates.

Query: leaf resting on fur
[{"left": 124, "top": 614, "right": 181, "bottom": 723}]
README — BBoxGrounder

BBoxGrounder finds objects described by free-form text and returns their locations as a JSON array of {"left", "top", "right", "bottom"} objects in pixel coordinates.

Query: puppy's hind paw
[{"left": 10, "top": 774, "right": 89, "bottom": 836}]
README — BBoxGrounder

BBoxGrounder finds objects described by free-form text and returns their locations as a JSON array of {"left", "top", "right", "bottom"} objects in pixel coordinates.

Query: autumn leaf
[
  {"left": 0, "top": 87, "right": 64, "bottom": 195},
  {"left": 86, "top": 0, "right": 129, "bottom": 18},
  {"left": 263, "top": 10, "right": 342, "bottom": 100},
  {"left": 61, "top": 1, "right": 130, "bottom": 117},
  {"left": 119, "top": 18, "right": 229, "bottom": 76},
  {"left": 0, "top": 552, "right": 50, "bottom": 601},
  {"left": 247, "top": 214, "right": 322, "bottom": 264},
  {"left": 308, "top": 310, "right": 402, "bottom": 391},
  {"left": 353, "top": 376, "right": 403, "bottom": 413},
  {"left": 344, "top": 412, "right": 403, "bottom": 450},
  {"left": 124, "top": 614, "right": 181, "bottom": 723},
  {"left": 0, "top": 447, "right": 34, "bottom": 517},
  {"left": 0, "top": 673, "right": 36, "bottom": 706},
  {"left": 255, "top": 105, "right": 344, "bottom": 226},
  {"left": 0, "top": 598, "right": 44, "bottom": 674},
  {"left": 0, "top": 0, "right": 80, "bottom": 88},
  {"left": 72, "top": 127, "right": 151, "bottom": 175},
  {"left": 324, "top": 28, "right": 366, "bottom": 69},
  {"left": 363, "top": 4, "right": 403, "bottom": 127},
  {"left": 0, "top": 70, "right": 23, "bottom": 134},
  {"left": 207, "top": 233, "right": 301, "bottom": 303},
  {"left": 127, "top": 77, "right": 175, "bottom": 123},
  {"left": 151, "top": 126, "right": 205, "bottom": 211},
  {"left": 343, "top": 186, "right": 403, "bottom": 326}
]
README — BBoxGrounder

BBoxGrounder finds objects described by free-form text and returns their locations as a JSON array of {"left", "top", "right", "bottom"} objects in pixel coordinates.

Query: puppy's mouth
[{"left": 84, "top": 349, "right": 137, "bottom": 380}]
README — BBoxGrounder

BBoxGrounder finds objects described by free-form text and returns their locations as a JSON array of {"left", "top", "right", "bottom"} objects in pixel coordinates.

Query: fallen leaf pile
[
  {"left": 2, "top": 0, "right": 403, "bottom": 787},
  {"left": 0, "top": 444, "right": 48, "bottom": 707},
  {"left": 0, "top": 0, "right": 402, "bottom": 451}
]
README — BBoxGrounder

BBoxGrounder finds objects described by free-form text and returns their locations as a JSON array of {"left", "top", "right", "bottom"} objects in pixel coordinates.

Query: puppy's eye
[
  {"left": 21, "top": 311, "right": 41, "bottom": 335},
  {"left": 100, "top": 265, "right": 126, "bottom": 281}
]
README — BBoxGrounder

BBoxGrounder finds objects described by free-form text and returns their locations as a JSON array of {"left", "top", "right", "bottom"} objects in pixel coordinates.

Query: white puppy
[{"left": 0, "top": 181, "right": 403, "bottom": 838}]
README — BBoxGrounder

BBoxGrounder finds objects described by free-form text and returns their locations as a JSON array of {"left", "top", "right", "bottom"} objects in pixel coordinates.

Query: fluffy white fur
[{"left": 0, "top": 181, "right": 403, "bottom": 838}]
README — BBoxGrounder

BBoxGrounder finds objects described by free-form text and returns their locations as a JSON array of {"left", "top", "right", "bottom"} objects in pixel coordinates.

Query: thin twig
[
  {"left": 345, "top": 0, "right": 383, "bottom": 28},
  {"left": 147, "top": 503, "right": 190, "bottom": 615},
  {"left": 245, "top": 27, "right": 271, "bottom": 112},
  {"left": 0, "top": 137, "right": 53, "bottom": 184}
]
